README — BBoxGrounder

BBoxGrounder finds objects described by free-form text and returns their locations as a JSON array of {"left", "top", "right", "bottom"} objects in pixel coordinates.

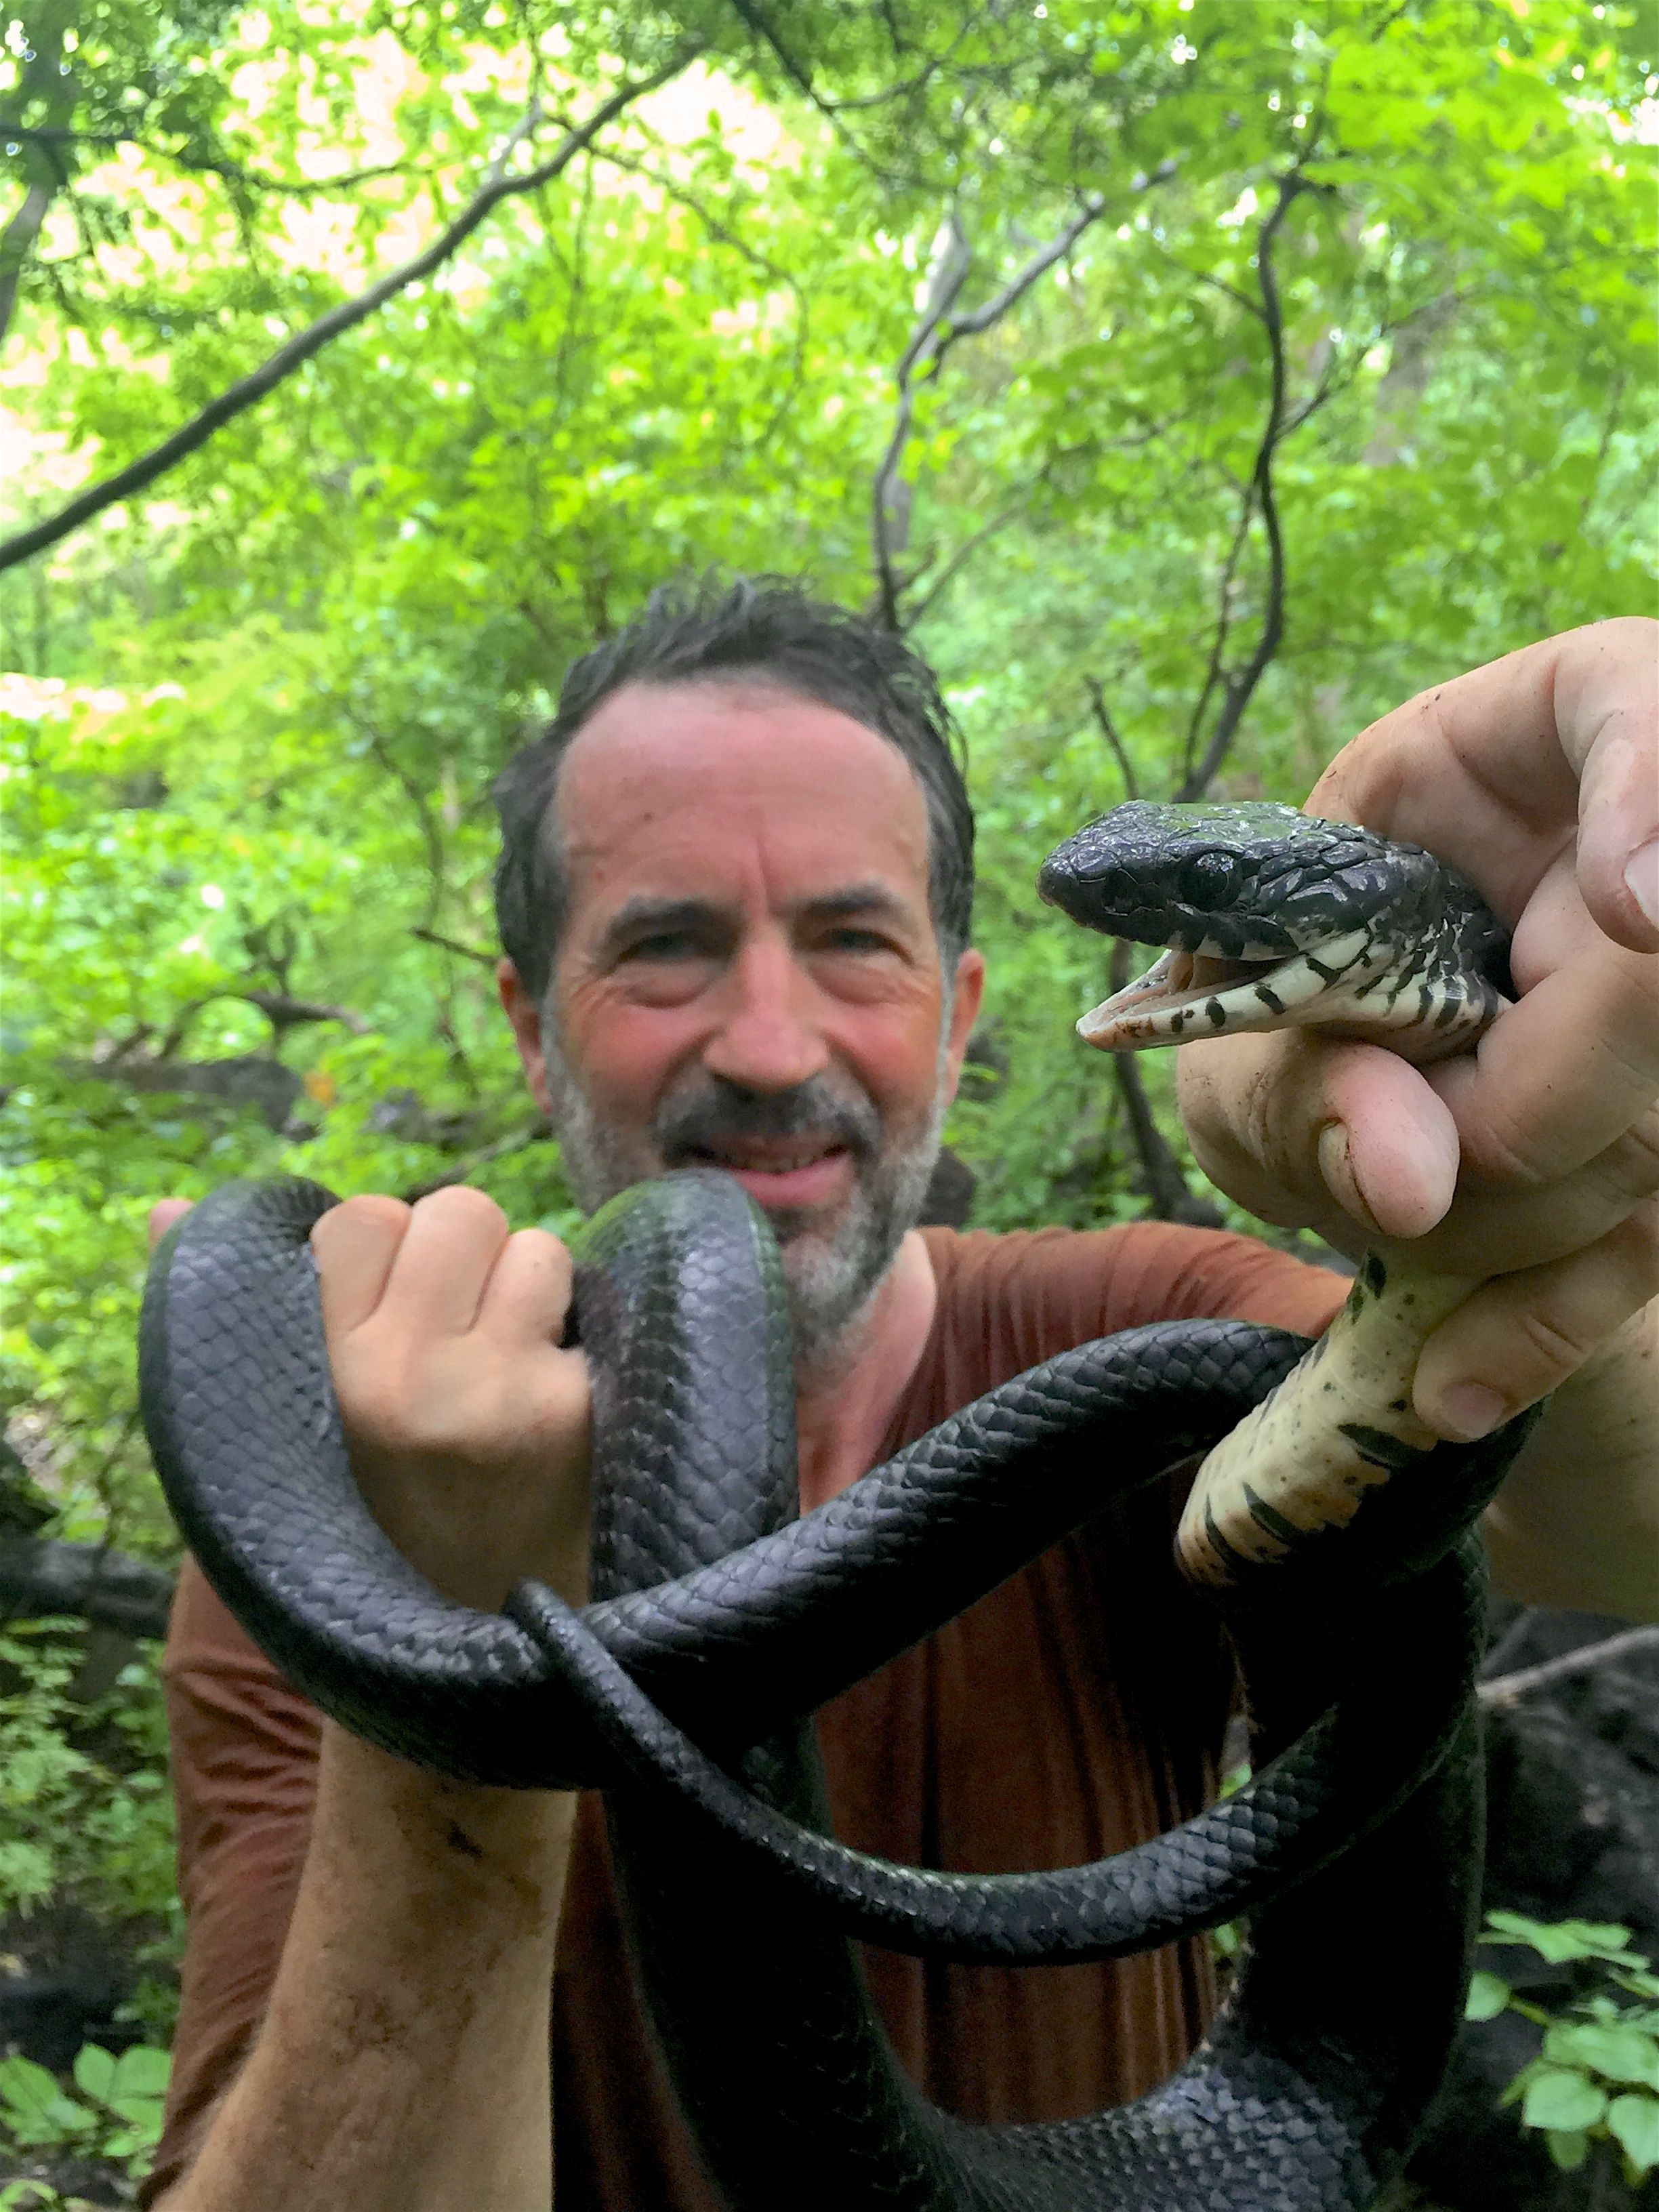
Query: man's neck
[{"left": 794, "top": 1230, "right": 939, "bottom": 1515}]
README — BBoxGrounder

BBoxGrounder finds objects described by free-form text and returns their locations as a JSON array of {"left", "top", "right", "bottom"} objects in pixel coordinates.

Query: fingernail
[
  {"left": 1625, "top": 839, "right": 1659, "bottom": 932},
  {"left": 1434, "top": 1383, "right": 1508, "bottom": 1441}
]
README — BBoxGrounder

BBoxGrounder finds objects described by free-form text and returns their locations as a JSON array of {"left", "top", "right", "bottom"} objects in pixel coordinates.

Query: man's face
[{"left": 500, "top": 679, "right": 984, "bottom": 1366}]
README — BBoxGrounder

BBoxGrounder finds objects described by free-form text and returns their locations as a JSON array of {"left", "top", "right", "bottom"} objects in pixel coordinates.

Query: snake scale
[{"left": 140, "top": 800, "right": 1538, "bottom": 2211}]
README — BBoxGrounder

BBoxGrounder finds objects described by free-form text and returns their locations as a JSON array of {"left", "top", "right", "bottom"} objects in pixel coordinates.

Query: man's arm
[
  {"left": 1177, "top": 620, "right": 1659, "bottom": 1622},
  {"left": 147, "top": 1187, "right": 591, "bottom": 2209},
  {"left": 155, "top": 1732, "right": 575, "bottom": 2212}
]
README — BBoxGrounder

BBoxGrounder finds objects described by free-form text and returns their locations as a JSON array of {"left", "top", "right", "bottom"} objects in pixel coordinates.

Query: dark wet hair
[{"left": 492, "top": 573, "right": 975, "bottom": 1002}]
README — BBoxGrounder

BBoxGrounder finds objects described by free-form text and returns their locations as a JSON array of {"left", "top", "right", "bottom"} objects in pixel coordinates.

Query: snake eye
[{"left": 1178, "top": 851, "right": 1243, "bottom": 909}]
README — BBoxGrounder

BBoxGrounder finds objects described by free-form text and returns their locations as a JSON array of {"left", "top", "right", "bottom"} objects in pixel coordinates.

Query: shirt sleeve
[
  {"left": 138, "top": 1557, "right": 321, "bottom": 2208},
  {"left": 1086, "top": 1220, "right": 1352, "bottom": 1340}
]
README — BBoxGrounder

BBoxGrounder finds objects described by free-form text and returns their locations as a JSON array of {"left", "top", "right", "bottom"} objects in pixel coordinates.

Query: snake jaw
[{"left": 1078, "top": 930, "right": 1382, "bottom": 1050}]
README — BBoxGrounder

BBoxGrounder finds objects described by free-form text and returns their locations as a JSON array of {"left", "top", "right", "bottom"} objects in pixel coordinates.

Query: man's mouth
[{"left": 680, "top": 1140, "right": 855, "bottom": 1208}]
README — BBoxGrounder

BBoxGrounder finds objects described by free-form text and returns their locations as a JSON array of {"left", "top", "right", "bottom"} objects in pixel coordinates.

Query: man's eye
[
  {"left": 623, "top": 933, "right": 699, "bottom": 962},
  {"left": 823, "top": 928, "right": 890, "bottom": 954}
]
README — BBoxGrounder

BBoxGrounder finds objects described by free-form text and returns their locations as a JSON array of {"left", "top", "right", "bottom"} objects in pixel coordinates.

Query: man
[{"left": 143, "top": 583, "right": 1657, "bottom": 2211}]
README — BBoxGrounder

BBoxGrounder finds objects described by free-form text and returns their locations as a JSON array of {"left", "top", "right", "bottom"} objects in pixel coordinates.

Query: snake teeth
[{"left": 1077, "top": 930, "right": 1380, "bottom": 1048}]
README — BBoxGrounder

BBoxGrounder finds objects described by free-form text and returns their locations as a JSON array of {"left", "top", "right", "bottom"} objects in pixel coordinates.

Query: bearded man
[{"left": 142, "top": 583, "right": 1658, "bottom": 2211}]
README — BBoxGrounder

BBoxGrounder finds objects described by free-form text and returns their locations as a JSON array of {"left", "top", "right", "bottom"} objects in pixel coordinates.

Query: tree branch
[
  {"left": 871, "top": 208, "right": 972, "bottom": 629},
  {"left": 1175, "top": 169, "right": 1305, "bottom": 802},
  {"left": 0, "top": 124, "right": 424, "bottom": 199},
  {"left": 1478, "top": 1626, "right": 1659, "bottom": 1708},
  {"left": 0, "top": 0, "right": 76, "bottom": 350},
  {"left": 899, "top": 482, "right": 1037, "bottom": 628},
  {"left": 0, "top": 47, "right": 701, "bottom": 574},
  {"left": 1084, "top": 675, "right": 1140, "bottom": 801},
  {"left": 723, "top": 0, "right": 914, "bottom": 188},
  {"left": 402, "top": 1118, "right": 553, "bottom": 1202},
  {"left": 871, "top": 163, "right": 1177, "bottom": 630},
  {"left": 0, "top": 1536, "right": 176, "bottom": 1641},
  {"left": 412, "top": 926, "right": 498, "bottom": 967},
  {"left": 239, "top": 989, "right": 371, "bottom": 1037}
]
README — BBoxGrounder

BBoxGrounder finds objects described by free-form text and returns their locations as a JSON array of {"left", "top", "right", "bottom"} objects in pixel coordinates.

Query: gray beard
[{"left": 539, "top": 1019, "right": 950, "bottom": 1373}]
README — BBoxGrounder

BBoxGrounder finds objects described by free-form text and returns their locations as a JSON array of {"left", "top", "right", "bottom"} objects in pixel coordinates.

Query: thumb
[{"left": 148, "top": 1199, "right": 194, "bottom": 1253}]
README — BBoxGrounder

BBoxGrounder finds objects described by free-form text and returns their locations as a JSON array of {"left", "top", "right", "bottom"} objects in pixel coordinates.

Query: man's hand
[
  {"left": 150, "top": 1187, "right": 592, "bottom": 1614},
  {"left": 1177, "top": 617, "right": 1659, "bottom": 1441}
]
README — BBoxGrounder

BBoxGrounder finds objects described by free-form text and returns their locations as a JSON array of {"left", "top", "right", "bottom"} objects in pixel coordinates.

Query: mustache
[{"left": 654, "top": 1076, "right": 881, "bottom": 1161}]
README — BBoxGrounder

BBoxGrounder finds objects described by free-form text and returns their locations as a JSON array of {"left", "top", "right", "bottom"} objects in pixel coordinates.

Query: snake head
[{"left": 1039, "top": 800, "right": 1511, "bottom": 1059}]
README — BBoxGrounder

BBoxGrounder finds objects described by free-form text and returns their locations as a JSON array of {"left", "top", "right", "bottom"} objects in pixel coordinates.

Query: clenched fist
[
  {"left": 310, "top": 1187, "right": 592, "bottom": 1613},
  {"left": 150, "top": 1187, "right": 592, "bottom": 1615}
]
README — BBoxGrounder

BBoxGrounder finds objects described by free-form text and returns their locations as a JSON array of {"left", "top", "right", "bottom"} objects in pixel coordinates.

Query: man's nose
[{"left": 700, "top": 936, "right": 831, "bottom": 1094}]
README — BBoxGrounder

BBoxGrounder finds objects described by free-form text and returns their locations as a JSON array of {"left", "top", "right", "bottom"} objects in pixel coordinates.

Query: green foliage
[
  {"left": 0, "top": 1620, "right": 178, "bottom": 1954},
  {"left": 0, "top": 2040, "right": 169, "bottom": 2182},
  {"left": 1467, "top": 1910, "right": 1659, "bottom": 2186}
]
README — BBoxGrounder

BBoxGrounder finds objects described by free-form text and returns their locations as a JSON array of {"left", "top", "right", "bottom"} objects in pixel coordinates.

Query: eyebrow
[{"left": 593, "top": 882, "right": 916, "bottom": 960}]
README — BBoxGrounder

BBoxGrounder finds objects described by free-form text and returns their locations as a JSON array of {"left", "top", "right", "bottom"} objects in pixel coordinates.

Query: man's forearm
[
  {"left": 1484, "top": 1295, "right": 1659, "bottom": 1622},
  {"left": 157, "top": 1722, "right": 575, "bottom": 2212}
]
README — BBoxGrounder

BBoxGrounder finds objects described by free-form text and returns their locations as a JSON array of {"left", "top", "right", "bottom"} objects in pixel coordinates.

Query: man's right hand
[
  {"left": 308, "top": 1187, "right": 592, "bottom": 1614},
  {"left": 150, "top": 1187, "right": 592, "bottom": 1616}
]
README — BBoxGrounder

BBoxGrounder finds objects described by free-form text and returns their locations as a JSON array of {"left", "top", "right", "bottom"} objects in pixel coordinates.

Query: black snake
[{"left": 140, "top": 800, "right": 1535, "bottom": 2211}]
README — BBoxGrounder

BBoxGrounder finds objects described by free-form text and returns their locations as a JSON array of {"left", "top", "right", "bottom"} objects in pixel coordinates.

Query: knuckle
[
  {"left": 1606, "top": 1110, "right": 1659, "bottom": 1199},
  {"left": 1509, "top": 1303, "right": 1596, "bottom": 1380},
  {"left": 1455, "top": 1108, "right": 1552, "bottom": 1189},
  {"left": 1603, "top": 1197, "right": 1659, "bottom": 1288},
  {"left": 314, "top": 1191, "right": 410, "bottom": 1244},
  {"left": 510, "top": 1225, "right": 572, "bottom": 1273},
  {"left": 414, "top": 1183, "right": 506, "bottom": 1233}
]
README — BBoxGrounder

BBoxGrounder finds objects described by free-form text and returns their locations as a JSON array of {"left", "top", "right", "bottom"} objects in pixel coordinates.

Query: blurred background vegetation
[{"left": 1, "top": 0, "right": 1655, "bottom": 2197}]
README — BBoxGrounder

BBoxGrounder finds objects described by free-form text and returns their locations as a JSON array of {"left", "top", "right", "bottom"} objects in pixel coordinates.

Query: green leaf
[
  {"left": 1542, "top": 2021, "right": 1659, "bottom": 2089},
  {"left": 108, "top": 2044, "right": 170, "bottom": 2101},
  {"left": 1521, "top": 2069, "right": 1609, "bottom": 2133},
  {"left": 1465, "top": 1971, "right": 1511, "bottom": 2021},
  {"left": 1484, "top": 1912, "right": 1641, "bottom": 1966},
  {"left": 71, "top": 2044, "right": 116, "bottom": 2102},
  {"left": 0, "top": 2052, "right": 69, "bottom": 2133},
  {"left": 1607, "top": 2091, "right": 1659, "bottom": 2177},
  {"left": 1545, "top": 2127, "right": 1590, "bottom": 2171}
]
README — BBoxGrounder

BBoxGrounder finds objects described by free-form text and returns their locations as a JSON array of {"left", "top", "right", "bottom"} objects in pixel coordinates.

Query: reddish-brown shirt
[{"left": 142, "top": 1223, "right": 1346, "bottom": 2209}]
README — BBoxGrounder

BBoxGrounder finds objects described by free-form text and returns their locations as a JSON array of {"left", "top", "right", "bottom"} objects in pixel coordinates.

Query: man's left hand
[{"left": 1177, "top": 617, "right": 1659, "bottom": 1443}]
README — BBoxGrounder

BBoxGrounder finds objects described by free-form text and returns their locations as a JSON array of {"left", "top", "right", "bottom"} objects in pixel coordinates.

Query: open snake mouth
[{"left": 1078, "top": 935, "right": 1375, "bottom": 1049}]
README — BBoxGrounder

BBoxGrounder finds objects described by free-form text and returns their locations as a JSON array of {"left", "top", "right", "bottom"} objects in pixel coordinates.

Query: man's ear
[
  {"left": 941, "top": 949, "right": 987, "bottom": 1103},
  {"left": 497, "top": 959, "right": 554, "bottom": 1115}
]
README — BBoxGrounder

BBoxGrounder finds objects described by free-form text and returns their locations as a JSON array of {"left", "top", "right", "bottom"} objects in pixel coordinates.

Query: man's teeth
[{"left": 710, "top": 1149, "right": 836, "bottom": 1173}]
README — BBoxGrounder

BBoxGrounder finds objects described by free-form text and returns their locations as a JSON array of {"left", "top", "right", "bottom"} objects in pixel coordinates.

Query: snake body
[{"left": 140, "top": 800, "right": 1534, "bottom": 2211}]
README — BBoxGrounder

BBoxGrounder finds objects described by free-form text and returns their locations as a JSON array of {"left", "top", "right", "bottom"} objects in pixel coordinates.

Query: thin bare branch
[
  {"left": 1, "top": 0, "right": 75, "bottom": 350},
  {"left": 1479, "top": 1626, "right": 1659, "bottom": 1707},
  {"left": 724, "top": 0, "right": 912, "bottom": 188},
  {"left": 0, "top": 124, "right": 424, "bottom": 199},
  {"left": 872, "top": 161, "right": 1179, "bottom": 630},
  {"left": 871, "top": 209, "right": 971, "bottom": 628},
  {"left": 1175, "top": 169, "right": 1305, "bottom": 802},
  {"left": 937, "top": 186, "right": 1118, "bottom": 353},
  {"left": 1084, "top": 676, "right": 1140, "bottom": 801},
  {"left": 239, "top": 989, "right": 372, "bottom": 1036},
  {"left": 0, "top": 48, "right": 701, "bottom": 574},
  {"left": 403, "top": 1118, "right": 553, "bottom": 1202},
  {"left": 901, "top": 477, "right": 1042, "bottom": 628},
  {"left": 412, "top": 926, "right": 498, "bottom": 968}
]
